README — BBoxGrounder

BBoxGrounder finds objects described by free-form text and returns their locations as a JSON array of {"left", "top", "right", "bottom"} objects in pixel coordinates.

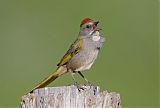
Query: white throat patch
[{"left": 92, "top": 31, "right": 100, "bottom": 41}]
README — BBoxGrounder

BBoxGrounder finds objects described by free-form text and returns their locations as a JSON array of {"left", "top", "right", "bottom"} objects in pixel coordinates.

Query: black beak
[{"left": 94, "top": 21, "right": 99, "bottom": 26}]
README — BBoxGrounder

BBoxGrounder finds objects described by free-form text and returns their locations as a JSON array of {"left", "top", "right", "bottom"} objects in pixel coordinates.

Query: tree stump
[{"left": 21, "top": 85, "right": 121, "bottom": 108}]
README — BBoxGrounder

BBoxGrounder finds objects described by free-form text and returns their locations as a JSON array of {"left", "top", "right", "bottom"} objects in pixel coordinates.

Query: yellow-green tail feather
[{"left": 29, "top": 66, "right": 67, "bottom": 93}]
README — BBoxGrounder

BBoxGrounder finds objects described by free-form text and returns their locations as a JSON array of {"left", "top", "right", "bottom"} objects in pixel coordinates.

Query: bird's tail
[{"left": 29, "top": 66, "right": 67, "bottom": 93}]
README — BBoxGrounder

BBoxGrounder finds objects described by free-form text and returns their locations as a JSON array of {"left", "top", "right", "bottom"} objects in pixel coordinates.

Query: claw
[
  {"left": 84, "top": 81, "right": 96, "bottom": 87},
  {"left": 73, "top": 82, "right": 85, "bottom": 92}
]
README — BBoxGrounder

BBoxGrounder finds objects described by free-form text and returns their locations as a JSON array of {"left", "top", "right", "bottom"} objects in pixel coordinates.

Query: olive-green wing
[{"left": 57, "top": 38, "right": 83, "bottom": 66}]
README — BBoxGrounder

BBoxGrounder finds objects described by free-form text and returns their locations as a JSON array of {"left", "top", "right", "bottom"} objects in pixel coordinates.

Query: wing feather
[{"left": 57, "top": 38, "right": 83, "bottom": 66}]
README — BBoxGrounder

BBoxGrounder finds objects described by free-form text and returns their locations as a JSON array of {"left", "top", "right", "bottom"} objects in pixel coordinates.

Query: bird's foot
[
  {"left": 84, "top": 81, "right": 96, "bottom": 87},
  {"left": 73, "top": 82, "right": 85, "bottom": 92}
]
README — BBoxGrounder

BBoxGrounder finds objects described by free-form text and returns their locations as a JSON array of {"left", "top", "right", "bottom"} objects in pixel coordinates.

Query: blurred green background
[{"left": 0, "top": 0, "right": 158, "bottom": 108}]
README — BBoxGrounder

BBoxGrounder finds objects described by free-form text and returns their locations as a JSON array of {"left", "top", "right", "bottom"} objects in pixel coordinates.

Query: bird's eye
[{"left": 86, "top": 25, "right": 90, "bottom": 28}]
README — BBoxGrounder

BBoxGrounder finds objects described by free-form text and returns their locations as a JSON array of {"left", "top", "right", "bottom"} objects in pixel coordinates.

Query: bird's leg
[
  {"left": 78, "top": 71, "right": 89, "bottom": 83},
  {"left": 78, "top": 71, "right": 95, "bottom": 86},
  {"left": 71, "top": 72, "right": 84, "bottom": 91},
  {"left": 71, "top": 72, "right": 78, "bottom": 85}
]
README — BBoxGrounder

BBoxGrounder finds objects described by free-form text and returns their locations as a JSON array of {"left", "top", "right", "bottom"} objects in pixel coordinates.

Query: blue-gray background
[{"left": 0, "top": 0, "right": 158, "bottom": 108}]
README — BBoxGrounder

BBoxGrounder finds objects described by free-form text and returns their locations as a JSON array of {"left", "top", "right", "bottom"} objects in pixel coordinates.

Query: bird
[{"left": 29, "top": 18, "right": 105, "bottom": 93}]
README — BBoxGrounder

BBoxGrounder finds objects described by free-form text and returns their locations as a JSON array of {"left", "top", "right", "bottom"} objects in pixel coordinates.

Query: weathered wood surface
[{"left": 21, "top": 85, "right": 121, "bottom": 108}]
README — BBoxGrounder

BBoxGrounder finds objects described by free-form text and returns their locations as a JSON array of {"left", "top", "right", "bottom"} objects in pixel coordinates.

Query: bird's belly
[
  {"left": 75, "top": 61, "right": 94, "bottom": 71},
  {"left": 67, "top": 49, "right": 99, "bottom": 72}
]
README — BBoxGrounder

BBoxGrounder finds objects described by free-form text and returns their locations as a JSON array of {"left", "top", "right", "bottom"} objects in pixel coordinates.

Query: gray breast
[{"left": 67, "top": 31, "right": 105, "bottom": 72}]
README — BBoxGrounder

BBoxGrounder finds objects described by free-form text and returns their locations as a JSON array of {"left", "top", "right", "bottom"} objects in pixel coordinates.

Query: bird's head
[{"left": 79, "top": 18, "right": 99, "bottom": 36}]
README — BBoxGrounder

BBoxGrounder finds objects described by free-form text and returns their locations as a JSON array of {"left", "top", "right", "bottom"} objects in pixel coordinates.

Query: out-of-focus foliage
[{"left": 0, "top": 0, "right": 158, "bottom": 107}]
